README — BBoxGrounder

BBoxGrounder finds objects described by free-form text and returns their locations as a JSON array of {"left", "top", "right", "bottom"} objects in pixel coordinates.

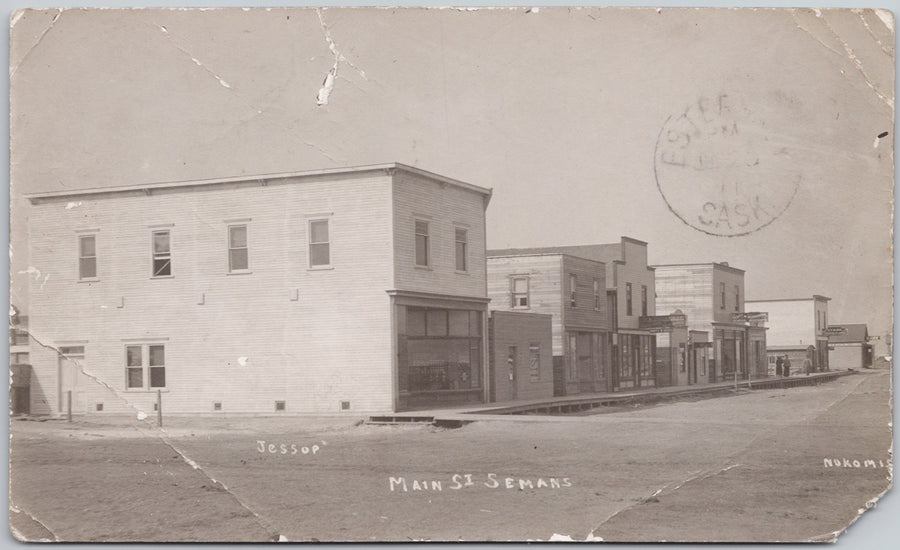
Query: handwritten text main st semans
[{"left": 389, "top": 474, "right": 572, "bottom": 492}]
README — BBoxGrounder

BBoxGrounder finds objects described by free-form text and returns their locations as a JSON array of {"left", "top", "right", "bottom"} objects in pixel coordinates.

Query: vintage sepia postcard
[{"left": 8, "top": 5, "right": 895, "bottom": 544}]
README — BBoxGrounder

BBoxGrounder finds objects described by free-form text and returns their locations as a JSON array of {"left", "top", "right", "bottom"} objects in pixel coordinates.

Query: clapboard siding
[
  {"left": 29, "top": 172, "right": 402, "bottom": 415},
  {"left": 487, "top": 255, "right": 565, "bottom": 356},
  {"left": 613, "top": 239, "right": 655, "bottom": 329},
  {"left": 561, "top": 255, "right": 609, "bottom": 331},
  {"left": 711, "top": 267, "right": 745, "bottom": 324},
  {"left": 392, "top": 171, "right": 487, "bottom": 297},
  {"left": 654, "top": 265, "right": 715, "bottom": 330},
  {"left": 489, "top": 311, "right": 553, "bottom": 402}
]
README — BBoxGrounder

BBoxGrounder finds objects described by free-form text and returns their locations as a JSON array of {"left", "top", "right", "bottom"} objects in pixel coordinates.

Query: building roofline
[
  {"left": 488, "top": 310, "right": 553, "bottom": 319},
  {"left": 487, "top": 252, "right": 606, "bottom": 267},
  {"left": 24, "top": 163, "right": 493, "bottom": 203},
  {"left": 652, "top": 262, "right": 745, "bottom": 274},
  {"left": 746, "top": 295, "right": 831, "bottom": 303},
  {"left": 620, "top": 236, "right": 648, "bottom": 246}
]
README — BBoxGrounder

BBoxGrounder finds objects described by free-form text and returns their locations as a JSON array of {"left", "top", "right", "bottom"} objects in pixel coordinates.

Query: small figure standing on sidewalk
[
  {"left": 776, "top": 355, "right": 784, "bottom": 377},
  {"left": 803, "top": 357, "right": 812, "bottom": 376},
  {"left": 783, "top": 356, "right": 791, "bottom": 378}
]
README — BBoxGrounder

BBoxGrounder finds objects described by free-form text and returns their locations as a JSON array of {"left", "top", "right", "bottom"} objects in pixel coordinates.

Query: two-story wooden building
[
  {"left": 745, "top": 296, "right": 831, "bottom": 374},
  {"left": 486, "top": 251, "right": 611, "bottom": 396},
  {"left": 487, "top": 237, "right": 657, "bottom": 392},
  {"left": 501, "top": 238, "right": 658, "bottom": 390},
  {"left": 654, "top": 263, "right": 768, "bottom": 383},
  {"left": 25, "top": 163, "right": 492, "bottom": 415}
]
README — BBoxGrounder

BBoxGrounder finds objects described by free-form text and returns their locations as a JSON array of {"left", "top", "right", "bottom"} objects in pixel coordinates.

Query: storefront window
[
  {"left": 593, "top": 333, "right": 607, "bottom": 380},
  {"left": 640, "top": 336, "right": 654, "bottom": 380},
  {"left": 400, "top": 307, "right": 483, "bottom": 394},
  {"left": 619, "top": 335, "right": 634, "bottom": 381},
  {"left": 577, "top": 332, "right": 593, "bottom": 382}
]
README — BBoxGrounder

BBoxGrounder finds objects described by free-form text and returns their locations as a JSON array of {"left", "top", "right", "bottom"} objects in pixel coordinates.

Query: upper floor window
[
  {"left": 126, "top": 343, "right": 166, "bottom": 390},
  {"left": 415, "top": 220, "right": 430, "bottom": 267},
  {"left": 455, "top": 228, "right": 468, "bottom": 272},
  {"left": 641, "top": 285, "right": 648, "bottom": 316},
  {"left": 720, "top": 282, "right": 726, "bottom": 310},
  {"left": 152, "top": 230, "right": 172, "bottom": 277},
  {"left": 569, "top": 274, "right": 577, "bottom": 308},
  {"left": 625, "top": 282, "right": 633, "bottom": 316},
  {"left": 78, "top": 234, "right": 97, "bottom": 280},
  {"left": 309, "top": 219, "right": 331, "bottom": 267},
  {"left": 228, "top": 224, "right": 249, "bottom": 272},
  {"left": 511, "top": 276, "right": 529, "bottom": 309},
  {"left": 593, "top": 279, "right": 602, "bottom": 310},
  {"left": 734, "top": 285, "right": 740, "bottom": 312}
]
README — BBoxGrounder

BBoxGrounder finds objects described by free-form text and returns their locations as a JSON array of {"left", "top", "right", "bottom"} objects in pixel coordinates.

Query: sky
[{"left": 9, "top": 6, "right": 895, "bottom": 346}]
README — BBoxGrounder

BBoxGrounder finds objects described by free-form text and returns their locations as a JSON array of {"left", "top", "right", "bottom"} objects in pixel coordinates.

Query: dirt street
[{"left": 9, "top": 370, "right": 892, "bottom": 542}]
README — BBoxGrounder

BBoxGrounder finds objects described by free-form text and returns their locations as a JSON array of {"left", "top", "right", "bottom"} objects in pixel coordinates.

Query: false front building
[
  {"left": 488, "top": 237, "right": 657, "bottom": 393},
  {"left": 26, "top": 163, "right": 492, "bottom": 415},
  {"left": 653, "top": 262, "right": 768, "bottom": 383},
  {"left": 487, "top": 251, "right": 611, "bottom": 397}
]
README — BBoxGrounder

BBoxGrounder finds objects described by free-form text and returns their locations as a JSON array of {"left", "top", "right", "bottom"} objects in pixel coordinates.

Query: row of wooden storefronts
[
  {"left": 399, "top": 310, "right": 768, "bottom": 411},
  {"left": 553, "top": 331, "right": 657, "bottom": 396}
]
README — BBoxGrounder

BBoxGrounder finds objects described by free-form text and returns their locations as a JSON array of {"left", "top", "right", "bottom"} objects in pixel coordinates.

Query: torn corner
[
  {"left": 815, "top": 481, "right": 894, "bottom": 543},
  {"left": 874, "top": 9, "right": 893, "bottom": 32},
  {"left": 10, "top": 9, "right": 26, "bottom": 28},
  {"left": 9, "top": 8, "right": 64, "bottom": 79}
]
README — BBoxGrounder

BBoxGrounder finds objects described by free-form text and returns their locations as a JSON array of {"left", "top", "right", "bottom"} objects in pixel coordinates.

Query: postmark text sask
[{"left": 654, "top": 92, "right": 801, "bottom": 236}]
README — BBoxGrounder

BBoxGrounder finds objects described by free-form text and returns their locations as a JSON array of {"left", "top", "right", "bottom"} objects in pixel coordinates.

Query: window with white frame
[
  {"left": 594, "top": 279, "right": 601, "bottom": 310},
  {"left": 734, "top": 284, "right": 740, "bottom": 312},
  {"left": 308, "top": 219, "right": 330, "bottom": 267},
  {"left": 415, "top": 220, "right": 430, "bottom": 266},
  {"left": 78, "top": 234, "right": 97, "bottom": 279},
  {"left": 125, "top": 344, "right": 166, "bottom": 390},
  {"left": 455, "top": 228, "right": 468, "bottom": 272},
  {"left": 152, "top": 230, "right": 172, "bottom": 277},
  {"left": 228, "top": 224, "right": 249, "bottom": 272},
  {"left": 641, "top": 285, "right": 648, "bottom": 316},
  {"left": 511, "top": 276, "right": 529, "bottom": 308},
  {"left": 720, "top": 282, "right": 726, "bottom": 309},
  {"left": 626, "top": 282, "right": 633, "bottom": 316}
]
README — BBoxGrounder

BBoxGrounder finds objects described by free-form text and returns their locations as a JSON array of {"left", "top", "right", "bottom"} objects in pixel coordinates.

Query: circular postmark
[{"left": 654, "top": 93, "right": 801, "bottom": 237}]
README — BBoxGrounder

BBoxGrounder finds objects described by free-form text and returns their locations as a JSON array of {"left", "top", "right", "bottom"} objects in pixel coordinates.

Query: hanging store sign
[
  {"left": 732, "top": 312, "right": 769, "bottom": 323},
  {"left": 639, "top": 314, "right": 687, "bottom": 331}
]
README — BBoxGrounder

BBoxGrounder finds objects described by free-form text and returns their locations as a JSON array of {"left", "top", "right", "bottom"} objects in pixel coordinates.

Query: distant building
[
  {"left": 26, "top": 163, "right": 492, "bottom": 415},
  {"left": 745, "top": 295, "right": 830, "bottom": 374},
  {"left": 487, "top": 251, "right": 611, "bottom": 396},
  {"left": 828, "top": 324, "right": 874, "bottom": 370},
  {"left": 654, "top": 263, "right": 768, "bottom": 382}
]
